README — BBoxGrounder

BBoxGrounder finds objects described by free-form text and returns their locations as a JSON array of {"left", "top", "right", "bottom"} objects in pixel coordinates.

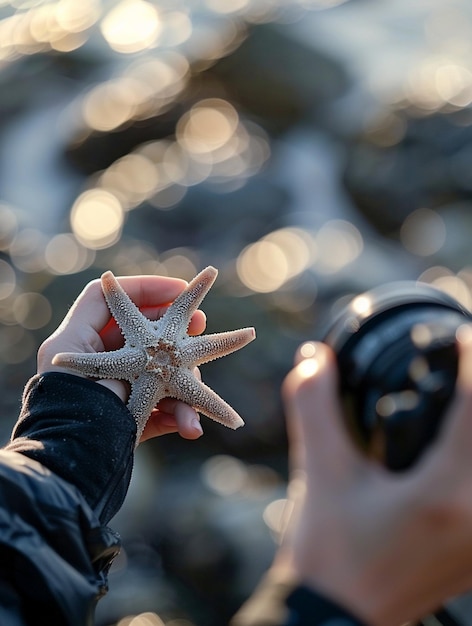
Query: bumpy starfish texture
[{"left": 53, "top": 266, "right": 256, "bottom": 441}]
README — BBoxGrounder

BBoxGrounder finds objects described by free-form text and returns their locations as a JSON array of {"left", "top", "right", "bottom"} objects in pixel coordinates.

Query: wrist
[
  {"left": 271, "top": 551, "right": 387, "bottom": 626},
  {"left": 232, "top": 566, "right": 366, "bottom": 626},
  {"left": 97, "top": 379, "right": 128, "bottom": 402},
  {"left": 38, "top": 364, "right": 128, "bottom": 404}
]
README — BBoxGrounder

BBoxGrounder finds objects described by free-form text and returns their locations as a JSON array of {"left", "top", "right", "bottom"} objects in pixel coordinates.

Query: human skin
[
  {"left": 37, "top": 274, "right": 207, "bottom": 442},
  {"left": 273, "top": 329, "right": 472, "bottom": 626}
]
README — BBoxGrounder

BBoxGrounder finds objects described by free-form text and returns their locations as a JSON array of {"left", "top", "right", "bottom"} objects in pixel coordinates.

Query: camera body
[{"left": 323, "top": 282, "right": 472, "bottom": 471}]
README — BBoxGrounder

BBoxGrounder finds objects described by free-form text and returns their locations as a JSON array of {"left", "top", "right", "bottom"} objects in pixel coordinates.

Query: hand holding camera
[
  {"left": 273, "top": 287, "right": 472, "bottom": 626},
  {"left": 323, "top": 282, "right": 471, "bottom": 470}
]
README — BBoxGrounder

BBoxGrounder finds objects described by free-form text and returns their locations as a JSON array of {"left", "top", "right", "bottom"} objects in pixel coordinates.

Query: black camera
[{"left": 323, "top": 282, "right": 472, "bottom": 471}]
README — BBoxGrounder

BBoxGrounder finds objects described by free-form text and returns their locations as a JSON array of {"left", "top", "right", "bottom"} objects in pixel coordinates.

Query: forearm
[
  {"left": 0, "top": 448, "right": 121, "bottom": 625},
  {"left": 0, "top": 373, "right": 137, "bottom": 625},
  {"left": 6, "top": 372, "right": 136, "bottom": 524}
]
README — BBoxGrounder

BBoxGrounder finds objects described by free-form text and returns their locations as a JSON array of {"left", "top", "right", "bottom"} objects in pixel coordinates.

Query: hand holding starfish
[
  {"left": 39, "top": 267, "right": 255, "bottom": 444},
  {"left": 38, "top": 272, "right": 209, "bottom": 443}
]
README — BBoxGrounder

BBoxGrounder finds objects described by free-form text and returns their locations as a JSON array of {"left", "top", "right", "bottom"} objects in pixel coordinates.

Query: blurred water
[
  {"left": 293, "top": 0, "right": 472, "bottom": 105},
  {"left": 3, "top": 0, "right": 472, "bottom": 231},
  {"left": 0, "top": 99, "right": 81, "bottom": 231}
]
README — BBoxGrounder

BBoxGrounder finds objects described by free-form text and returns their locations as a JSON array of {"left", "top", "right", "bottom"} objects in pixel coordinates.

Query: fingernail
[{"left": 192, "top": 418, "right": 203, "bottom": 434}]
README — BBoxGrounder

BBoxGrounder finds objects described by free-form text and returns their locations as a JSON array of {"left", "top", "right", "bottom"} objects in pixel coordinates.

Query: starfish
[{"left": 53, "top": 266, "right": 256, "bottom": 441}]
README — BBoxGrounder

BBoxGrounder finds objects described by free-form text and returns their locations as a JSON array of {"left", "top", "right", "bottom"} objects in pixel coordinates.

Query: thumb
[{"left": 282, "top": 342, "right": 362, "bottom": 481}]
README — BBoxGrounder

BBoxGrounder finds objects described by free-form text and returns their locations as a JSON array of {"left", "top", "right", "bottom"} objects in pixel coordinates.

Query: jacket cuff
[
  {"left": 6, "top": 372, "right": 136, "bottom": 525},
  {"left": 230, "top": 572, "right": 365, "bottom": 626}
]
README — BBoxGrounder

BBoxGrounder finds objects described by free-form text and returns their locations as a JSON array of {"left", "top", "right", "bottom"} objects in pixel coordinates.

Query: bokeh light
[
  {"left": 0, "top": 259, "right": 16, "bottom": 299},
  {"left": 0, "top": 0, "right": 99, "bottom": 60},
  {"left": 13, "top": 292, "right": 51, "bottom": 330},
  {"left": 423, "top": 272, "right": 472, "bottom": 310},
  {"left": 0, "top": 204, "right": 18, "bottom": 250},
  {"left": 205, "top": 0, "right": 250, "bottom": 15},
  {"left": 157, "top": 10, "right": 192, "bottom": 48},
  {"left": 100, "top": 153, "right": 160, "bottom": 208},
  {"left": 162, "top": 141, "right": 213, "bottom": 187},
  {"left": 351, "top": 294, "right": 373, "bottom": 317},
  {"left": 71, "top": 189, "right": 124, "bottom": 249},
  {"left": 82, "top": 79, "right": 144, "bottom": 133},
  {"left": 9, "top": 228, "right": 47, "bottom": 273},
  {"left": 202, "top": 454, "right": 248, "bottom": 496},
  {"left": 116, "top": 613, "right": 165, "bottom": 626},
  {"left": 81, "top": 53, "right": 190, "bottom": 132},
  {"left": 177, "top": 99, "right": 239, "bottom": 156},
  {"left": 55, "top": 0, "right": 100, "bottom": 33},
  {"left": 237, "top": 240, "right": 290, "bottom": 293},
  {"left": 314, "top": 220, "right": 363, "bottom": 274},
  {"left": 45, "top": 233, "right": 95, "bottom": 274},
  {"left": 237, "top": 227, "right": 314, "bottom": 293},
  {"left": 100, "top": 0, "right": 162, "bottom": 54},
  {"left": 400, "top": 208, "right": 446, "bottom": 257},
  {"left": 159, "top": 251, "right": 197, "bottom": 281}
]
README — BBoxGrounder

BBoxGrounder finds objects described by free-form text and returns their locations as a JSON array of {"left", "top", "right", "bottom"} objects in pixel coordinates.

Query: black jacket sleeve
[
  {"left": 8, "top": 372, "right": 136, "bottom": 525},
  {"left": 0, "top": 372, "right": 137, "bottom": 625}
]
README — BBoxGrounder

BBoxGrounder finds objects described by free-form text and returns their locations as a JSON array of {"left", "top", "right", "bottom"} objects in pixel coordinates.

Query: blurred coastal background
[{"left": 2, "top": 0, "right": 472, "bottom": 624}]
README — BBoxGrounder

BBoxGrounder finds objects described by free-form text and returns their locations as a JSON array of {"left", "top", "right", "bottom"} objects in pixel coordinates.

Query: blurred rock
[
  {"left": 342, "top": 105, "right": 472, "bottom": 236},
  {"left": 210, "top": 22, "right": 351, "bottom": 135}
]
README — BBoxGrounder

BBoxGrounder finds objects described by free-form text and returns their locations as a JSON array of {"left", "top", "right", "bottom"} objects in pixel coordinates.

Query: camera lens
[{"left": 323, "top": 282, "right": 472, "bottom": 471}]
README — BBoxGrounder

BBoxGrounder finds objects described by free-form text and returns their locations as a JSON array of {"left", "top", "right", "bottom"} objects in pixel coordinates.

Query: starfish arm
[
  {"left": 128, "top": 374, "right": 167, "bottom": 441},
  {"left": 169, "top": 369, "right": 244, "bottom": 430},
  {"left": 52, "top": 348, "right": 146, "bottom": 381},
  {"left": 101, "top": 271, "right": 157, "bottom": 345},
  {"left": 180, "top": 328, "right": 256, "bottom": 366},
  {"left": 156, "top": 266, "right": 218, "bottom": 341}
]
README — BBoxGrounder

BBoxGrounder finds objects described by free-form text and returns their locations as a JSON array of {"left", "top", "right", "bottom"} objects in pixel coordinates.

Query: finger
[
  {"left": 112, "top": 274, "right": 190, "bottom": 310},
  {"left": 172, "top": 400, "right": 204, "bottom": 439},
  {"left": 139, "top": 399, "right": 203, "bottom": 443},
  {"left": 139, "top": 413, "right": 180, "bottom": 441},
  {"left": 61, "top": 274, "right": 192, "bottom": 337},
  {"left": 282, "top": 342, "right": 361, "bottom": 479}
]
